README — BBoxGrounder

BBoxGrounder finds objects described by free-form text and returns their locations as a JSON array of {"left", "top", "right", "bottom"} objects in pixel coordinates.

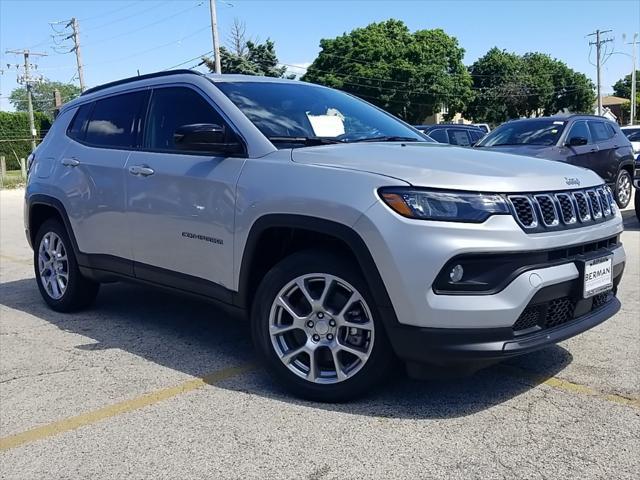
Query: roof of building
[{"left": 601, "top": 95, "right": 629, "bottom": 106}]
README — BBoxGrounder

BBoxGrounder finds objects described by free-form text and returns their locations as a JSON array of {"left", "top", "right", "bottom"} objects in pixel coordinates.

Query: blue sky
[{"left": 1, "top": 0, "right": 639, "bottom": 111}]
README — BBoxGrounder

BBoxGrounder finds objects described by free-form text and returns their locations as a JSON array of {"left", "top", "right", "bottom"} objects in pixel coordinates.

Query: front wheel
[
  {"left": 251, "top": 250, "right": 394, "bottom": 402},
  {"left": 614, "top": 169, "right": 632, "bottom": 208}
]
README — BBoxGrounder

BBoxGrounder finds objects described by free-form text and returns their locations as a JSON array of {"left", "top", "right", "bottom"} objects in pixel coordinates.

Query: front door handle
[
  {"left": 128, "top": 165, "right": 155, "bottom": 177},
  {"left": 61, "top": 158, "right": 80, "bottom": 167}
]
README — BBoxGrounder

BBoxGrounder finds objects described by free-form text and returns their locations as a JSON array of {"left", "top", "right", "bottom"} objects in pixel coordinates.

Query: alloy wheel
[
  {"left": 38, "top": 231, "right": 69, "bottom": 300},
  {"left": 617, "top": 173, "right": 632, "bottom": 206},
  {"left": 269, "top": 273, "right": 375, "bottom": 384}
]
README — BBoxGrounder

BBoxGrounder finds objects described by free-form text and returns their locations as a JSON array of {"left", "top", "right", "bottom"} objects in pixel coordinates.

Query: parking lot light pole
[{"left": 628, "top": 33, "right": 638, "bottom": 125}]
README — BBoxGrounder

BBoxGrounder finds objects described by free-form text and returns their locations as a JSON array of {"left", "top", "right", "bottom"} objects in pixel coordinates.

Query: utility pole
[
  {"left": 627, "top": 33, "right": 638, "bottom": 124},
  {"left": 5, "top": 49, "right": 47, "bottom": 151},
  {"left": 67, "top": 17, "right": 86, "bottom": 92},
  {"left": 209, "top": 0, "right": 222, "bottom": 74},
  {"left": 588, "top": 29, "right": 613, "bottom": 116}
]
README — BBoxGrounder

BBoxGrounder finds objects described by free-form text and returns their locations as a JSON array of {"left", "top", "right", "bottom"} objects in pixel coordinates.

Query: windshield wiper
[
  {"left": 267, "top": 136, "right": 345, "bottom": 146},
  {"left": 349, "top": 136, "right": 420, "bottom": 143}
]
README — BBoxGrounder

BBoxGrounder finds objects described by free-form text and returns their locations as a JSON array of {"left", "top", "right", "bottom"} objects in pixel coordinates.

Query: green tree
[
  {"left": 204, "top": 39, "right": 289, "bottom": 78},
  {"left": 612, "top": 71, "right": 639, "bottom": 99},
  {"left": 9, "top": 80, "right": 81, "bottom": 120},
  {"left": 301, "top": 20, "right": 473, "bottom": 123},
  {"left": 466, "top": 48, "right": 595, "bottom": 123},
  {"left": 0, "top": 111, "right": 51, "bottom": 169}
]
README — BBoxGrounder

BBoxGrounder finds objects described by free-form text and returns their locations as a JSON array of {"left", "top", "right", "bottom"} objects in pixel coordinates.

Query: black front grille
[
  {"left": 573, "top": 192, "right": 590, "bottom": 221},
  {"left": 510, "top": 196, "right": 536, "bottom": 227},
  {"left": 535, "top": 195, "right": 558, "bottom": 226},
  {"left": 513, "top": 291, "right": 615, "bottom": 334},
  {"left": 508, "top": 186, "right": 615, "bottom": 233},
  {"left": 587, "top": 190, "right": 602, "bottom": 219},
  {"left": 592, "top": 291, "right": 612, "bottom": 309},
  {"left": 544, "top": 297, "right": 576, "bottom": 328},
  {"left": 512, "top": 305, "right": 545, "bottom": 331},
  {"left": 556, "top": 193, "right": 576, "bottom": 224}
]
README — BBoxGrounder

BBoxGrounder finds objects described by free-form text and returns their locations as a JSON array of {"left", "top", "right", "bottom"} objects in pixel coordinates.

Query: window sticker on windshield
[{"left": 306, "top": 114, "right": 345, "bottom": 137}]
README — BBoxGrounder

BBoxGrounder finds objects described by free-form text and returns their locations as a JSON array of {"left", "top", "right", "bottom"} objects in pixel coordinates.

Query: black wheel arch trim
[
  {"left": 27, "top": 194, "right": 134, "bottom": 276},
  {"left": 28, "top": 195, "right": 80, "bottom": 253},
  {"left": 236, "top": 214, "right": 395, "bottom": 312}
]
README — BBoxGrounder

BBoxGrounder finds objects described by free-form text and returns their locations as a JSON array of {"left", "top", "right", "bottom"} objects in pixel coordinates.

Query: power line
[
  {"left": 80, "top": 2, "right": 204, "bottom": 48},
  {"left": 82, "top": 0, "right": 172, "bottom": 32},
  {"left": 281, "top": 63, "right": 593, "bottom": 97},
  {"left": 164, "top": 51, "right": 213, "bottom": 71},
  {"left": 77, "top": 0, "right": 145, "bottom": 23}
]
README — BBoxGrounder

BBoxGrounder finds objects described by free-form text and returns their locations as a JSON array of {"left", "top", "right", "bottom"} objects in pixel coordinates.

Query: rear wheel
[
  {"left": 251, "top": 250, "right": 394, "bottom": 402},
  {"left": 614, "top": 169, "right": 632, "bottom": 208},
  {"left": 34, "top": 219, "right": 99, "bottom": 312}
]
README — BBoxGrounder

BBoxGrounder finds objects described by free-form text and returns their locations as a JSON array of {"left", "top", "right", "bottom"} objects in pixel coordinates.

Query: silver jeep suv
[{"left": 25, "top": 71, "right": 626, "bottom": 401}]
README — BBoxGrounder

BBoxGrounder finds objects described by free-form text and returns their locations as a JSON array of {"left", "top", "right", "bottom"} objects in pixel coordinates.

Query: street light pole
[
  {"left": 209, "top": 0, "right": 222, "bottom": 74},
  {"left": 629, "top": 33, "right": 638, "bottom": 125}
]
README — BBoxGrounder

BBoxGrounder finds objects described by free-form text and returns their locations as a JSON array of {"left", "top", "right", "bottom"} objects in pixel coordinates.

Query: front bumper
[{"left": 385, "top": 294, "right": 621, "bottom": 365}]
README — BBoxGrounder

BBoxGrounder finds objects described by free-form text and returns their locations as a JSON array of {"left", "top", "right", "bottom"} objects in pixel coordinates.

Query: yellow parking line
[
  {"left": 0, "top": 363, "right": 255, "bottom": 452},
  {"left": 497, "top": 364, "right": 640, "bottom": 409}
]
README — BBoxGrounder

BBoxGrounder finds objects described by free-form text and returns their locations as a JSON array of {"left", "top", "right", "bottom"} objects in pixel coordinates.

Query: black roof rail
[{"left": 81, "top": 69, "right": 204, "bottom": 96}]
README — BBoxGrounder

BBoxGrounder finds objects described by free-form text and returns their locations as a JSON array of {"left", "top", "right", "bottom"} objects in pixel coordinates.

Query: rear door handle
[
  {"left": 61, "top": 158, "right": 80, "bottom": 167},
  {"left": 128, "top": 165, "right": 155, "bottom": 177}
]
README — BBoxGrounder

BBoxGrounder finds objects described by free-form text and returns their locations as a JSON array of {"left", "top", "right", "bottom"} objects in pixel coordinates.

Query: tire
[
  {"left": 614, "top": 169, "right": 632, "bottom": 209},
  {"left": 635, "top": 189, "right": 640, "bottom": 223},
  {"left": 34, "top": 218, "right": 100, "bottom": 312},
  {"left": 251, "top": 250, "right": 395, "bottom": 402}
]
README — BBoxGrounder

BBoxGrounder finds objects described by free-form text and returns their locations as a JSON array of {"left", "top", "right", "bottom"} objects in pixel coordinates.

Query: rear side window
[
  {"left": 67, "top": 103, "right": 93, "bottom": 141},
  {"left": 448, "top": 129, "right": 471, "bottom": 146},
  {"left": 469, "top": 130, "right": 484, "bottom": 143},
  {"left": 428, "top": 128, "right": 448, "bottom": 143},
  {"left": 567, "top": 121, "right": 591, "bottom": 143},
  {"left": 605, "top": 123, "right": 617, "bottom": 138},
  {"left": 84, "top": 91, "right": 147, "bottom": 148},
  {"left": 144, "top": 87, "right": 228, "bottom": 152},
  {"left": 588, "top": 121, "right": 612, "bottom": 143}
]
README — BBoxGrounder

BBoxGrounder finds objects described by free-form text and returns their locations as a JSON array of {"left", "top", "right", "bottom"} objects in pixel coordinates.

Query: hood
[
  {"left": 476, "top": 144, "right": 553, "bottom": 158},
  {"left": 291, "top": 142, "right": 603, "bottom": 192}
]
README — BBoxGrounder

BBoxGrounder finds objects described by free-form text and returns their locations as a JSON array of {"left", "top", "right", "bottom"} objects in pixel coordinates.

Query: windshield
[
  {"left": 476, "top": 119, "right": 566, "bottom": 147},
  {"left": 215, "top": 81, "right": 429, "bottom": 147}
]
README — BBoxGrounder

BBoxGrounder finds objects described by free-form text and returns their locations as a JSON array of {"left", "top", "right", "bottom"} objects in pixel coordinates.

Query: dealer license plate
[{"left": 583, "top": 255, "right": 613, "bottom": 298}]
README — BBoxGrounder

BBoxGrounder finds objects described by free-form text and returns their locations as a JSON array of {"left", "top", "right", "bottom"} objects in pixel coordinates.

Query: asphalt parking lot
[{"left": 0, "top": 187, "right": 638, "bottom": 480}]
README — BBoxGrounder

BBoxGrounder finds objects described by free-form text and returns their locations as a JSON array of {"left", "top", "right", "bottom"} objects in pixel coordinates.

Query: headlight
[{"left": 379, "top": 188, "right": 509, "bottom": 222}]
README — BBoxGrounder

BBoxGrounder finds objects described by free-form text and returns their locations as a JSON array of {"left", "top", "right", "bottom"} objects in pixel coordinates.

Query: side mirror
[
  {"left": 566, "top": 136, "right": 588, "bottom": 147},
  {"left": 173, "top": 123, "right": 243, "bottom": 154}
]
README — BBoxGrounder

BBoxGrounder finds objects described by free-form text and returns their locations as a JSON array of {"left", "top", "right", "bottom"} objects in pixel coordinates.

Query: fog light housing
[{"left": 449, "top": 264, "right": 464, "bottom": 283}]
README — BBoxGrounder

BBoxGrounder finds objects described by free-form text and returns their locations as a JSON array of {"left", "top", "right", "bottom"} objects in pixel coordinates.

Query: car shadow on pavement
[{"left": 0, "top": 277, "right": 573, "bottom": 420}]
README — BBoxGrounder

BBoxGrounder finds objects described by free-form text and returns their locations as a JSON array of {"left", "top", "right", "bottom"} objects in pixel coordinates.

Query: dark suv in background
[
  {"left": 475, "top": 115, "right": 635, "bottom": 208},
  {"left": 415, "top": 124, "right": 485, "bottom": 147}
]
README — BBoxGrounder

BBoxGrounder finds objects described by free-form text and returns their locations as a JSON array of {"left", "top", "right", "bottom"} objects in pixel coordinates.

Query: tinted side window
[
  {"left": 428, "top": 128, "right": 448, "bottom": 143},
  {"left": 567, "top": 121, "right": 591, "bottom": 143},
  {"left": 605, "top": 123, "right": 617, "bottom": 138},
  {"left": 67, "top": 103, "right": 93, "bottom": 141},
  {"left": 85, "top": 91, "right": 147, "bottom": 148},
  {"left": 448, "top": 129, "right": 471, "bottom": 146},
  {"left": 145, "top": 87, "right": 227, "bottom": 152},
  {"left": 469, "top": 130, "right": 484, "bottom": 143},
  {"left": 588, "top": 121, "right": 610, "bottom": 143}
]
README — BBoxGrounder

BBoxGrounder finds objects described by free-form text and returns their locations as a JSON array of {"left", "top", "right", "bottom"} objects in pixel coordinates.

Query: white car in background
[{"left": 621, "top": 125, "right": 640, "bottom": 158}]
